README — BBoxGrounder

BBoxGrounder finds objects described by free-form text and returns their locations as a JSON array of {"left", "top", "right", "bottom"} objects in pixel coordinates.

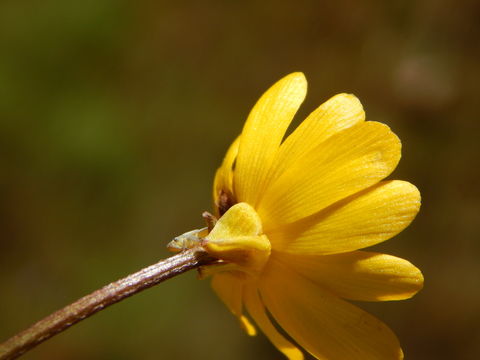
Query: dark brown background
[{"left": 1, "top": 1, "right": 479, "bottom": 359}]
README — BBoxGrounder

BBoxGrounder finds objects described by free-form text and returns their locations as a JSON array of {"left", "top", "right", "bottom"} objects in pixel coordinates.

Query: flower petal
[
  {"left": 213, "top": 136, "right": 240, "bottom": 216},
  {"left": 244, "top": 283, "right": 304, "bottom": 360},
  {"left": 211, "top": 272, "right": 243, "bottom": 315},
  {"left": 205, "top": 203, "right": 271, "bottom": 271},
  {"left": 260, "top": 258, "right": 404, "bottom": 360},
  {"left": 234, "top": 72, "right": 307, "bottom": 207},
  {"left": 208, "top": 202, "right": 262, "bottom": 239},
  {"left": 211, "top": 272, "right": 256, "bottom": 336},
  {"left": 268, "top": 180, "right": 420, "bottom": 254},
  {"left": 258, "top": 121, "right": 401, "bottom": 229},
  {"left": 273, "top": 251, "right": 424, "bottom": 301},
  {"left": 267, "top": 93, "right": 365, "bottom": 184}
]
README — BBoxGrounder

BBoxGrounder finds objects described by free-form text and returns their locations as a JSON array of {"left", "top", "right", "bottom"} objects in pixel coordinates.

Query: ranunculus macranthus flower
[{"left": 173, "top": 72, "right": 423, "bottom": 359}]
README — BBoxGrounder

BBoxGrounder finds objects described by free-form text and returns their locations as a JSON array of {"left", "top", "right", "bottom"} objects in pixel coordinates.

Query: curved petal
[
  {"left": 258, "top": 122, "right": 401, "bottom": 230},
  {"left": 205, "top": 203, "right": 270, "bottom": 272},
  {"left": 268, "top": 180, "right": 420, "bottom": 254},
  {"left": 267, "top": 93, "right": 365, "bottom": 184},
  {"left": 208, "top": 202, "right": 262, "bottom": 239},
  {"left": 273, "top": 251, "right": 424, "bottom": 301},
  {"left": 244, "top": 283, "right": 304, "bottom": 360},
  {"left": 213, "top": 136, "right": 240, "bottom": 216},
  {"left": 211, "top": 272, "right": 256, "bottom": 336},
  {"left": 260, "top": 259, "right": 404, "bottom": 360},
  {"left": 234, "top": 72, "right": 307, "bottom": 207}
]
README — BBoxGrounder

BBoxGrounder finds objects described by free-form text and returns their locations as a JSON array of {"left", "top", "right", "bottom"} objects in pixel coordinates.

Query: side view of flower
[
  {"left": 0, "top": 72, "right": 423, "bottom": 360},
  {"left": 171, "top": 72, "right": 423, "bottom": 360}
]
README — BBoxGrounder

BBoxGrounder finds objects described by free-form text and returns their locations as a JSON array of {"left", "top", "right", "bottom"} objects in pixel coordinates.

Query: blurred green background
[{"left": 1, "top": 1, "right": 479, "bottom": 359}]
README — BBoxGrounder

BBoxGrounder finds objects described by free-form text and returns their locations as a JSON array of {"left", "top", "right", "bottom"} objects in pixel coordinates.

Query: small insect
[
  {"left": 167, "top": 227, "right": 208, "bottom": 252},
  {"left": 167, "top": 211, "right": 218, "bottom": 252}
]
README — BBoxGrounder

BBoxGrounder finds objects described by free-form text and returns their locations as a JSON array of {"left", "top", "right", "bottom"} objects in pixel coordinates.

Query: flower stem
[{"left": 0, "top": 248, "right": 217, "bottom": 360}]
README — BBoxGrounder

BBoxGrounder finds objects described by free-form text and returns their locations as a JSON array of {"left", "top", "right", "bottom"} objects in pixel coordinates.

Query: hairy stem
[{"left": 0, "top": 248, "right": 217, "bottom": 360}]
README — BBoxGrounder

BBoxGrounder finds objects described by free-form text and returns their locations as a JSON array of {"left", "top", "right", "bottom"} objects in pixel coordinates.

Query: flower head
[{"left": 172, "top": 73, "right": 423, "bottom": 359}]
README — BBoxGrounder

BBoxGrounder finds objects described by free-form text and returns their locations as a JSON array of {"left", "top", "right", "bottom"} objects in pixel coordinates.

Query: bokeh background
[{"left": 1, "top": 1, "right": 479, "bottom": 359}]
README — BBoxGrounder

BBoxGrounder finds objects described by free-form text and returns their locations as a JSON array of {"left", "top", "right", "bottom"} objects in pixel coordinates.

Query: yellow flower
[{"left": 177, "top": 73, "right": 423, "bottom": 359}]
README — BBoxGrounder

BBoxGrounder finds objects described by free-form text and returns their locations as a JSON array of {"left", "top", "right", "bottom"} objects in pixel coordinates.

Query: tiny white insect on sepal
[{"left": 167, "top": 227, "right": 208, "bottom": 252}]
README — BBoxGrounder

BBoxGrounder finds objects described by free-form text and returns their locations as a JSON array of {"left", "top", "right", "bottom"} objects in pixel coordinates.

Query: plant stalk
[{"left": 0, "top": 248, "right": 216, "bottom": 360}]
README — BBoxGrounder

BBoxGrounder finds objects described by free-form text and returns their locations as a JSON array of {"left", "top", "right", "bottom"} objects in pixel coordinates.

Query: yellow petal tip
[{"left": 239, "top": 315, "right": 257, "bottom": 336}]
